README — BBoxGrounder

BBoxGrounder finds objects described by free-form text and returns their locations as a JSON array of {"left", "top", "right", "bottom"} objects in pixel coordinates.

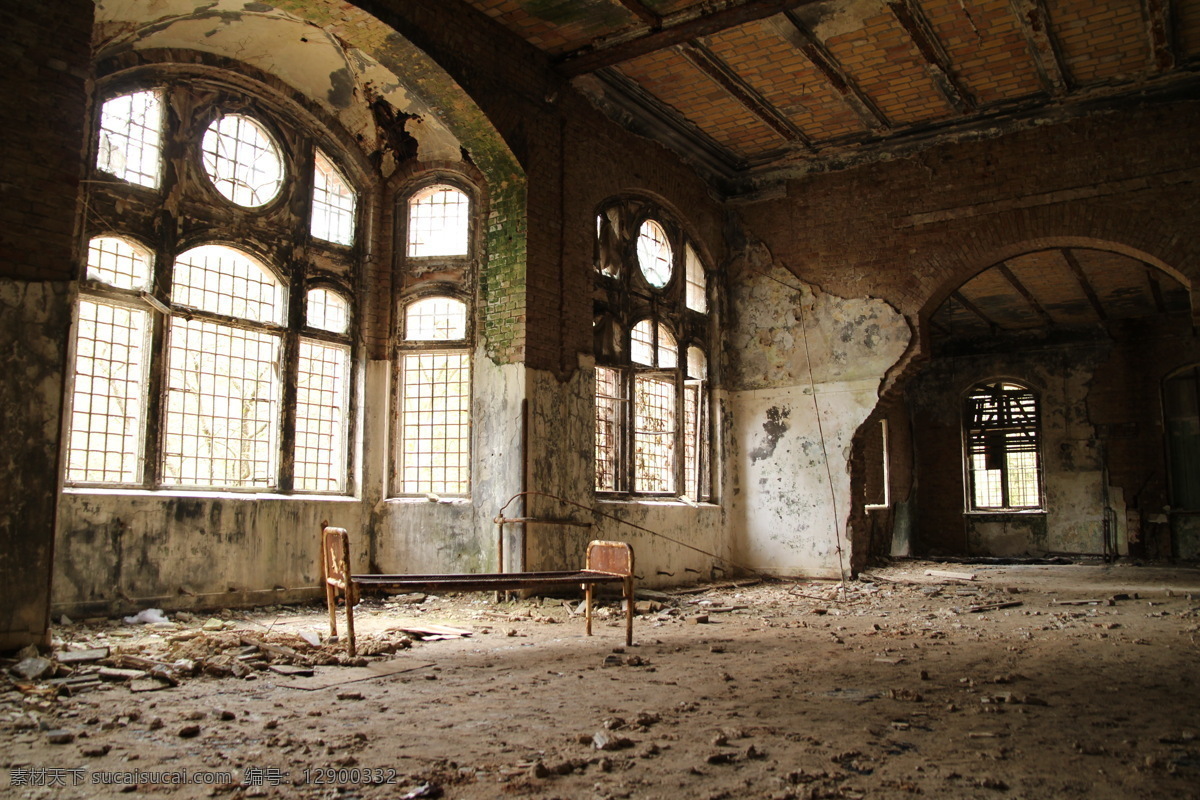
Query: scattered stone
[
  {"left": 529, "top": 761, "right": 550, "bottom": 779},
  {"left": 706, "top": 752, "right": 736, "bottom": 764},
  {"left": 592, "top": 731, "right": 634, "bottom": 751},
  {"left": 689, "top": 614, "right": 710, "bottom": 624},
  {"left": 46, "top": 729, "right": 75, "bottom": 744},
  {"left": 80, "top": 743, "right": 111, "bottom": 757},
  {"left": 178, "top": 724, "right": 201, "bottom": 738},
  {"left": 336, "top": 691, "right": 364, "bottom": 701},
  {"left": 12, "top": 657, "right": 54, "bottom": 681}
]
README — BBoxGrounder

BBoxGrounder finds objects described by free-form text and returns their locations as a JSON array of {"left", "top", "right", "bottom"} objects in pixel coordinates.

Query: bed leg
[
  {"left": 585, "top": 584, "right": 594, "bottom": 636},
  {"left": 623, "top": 576, "right": 634, "bottom": 646},
  {"left": 345, "top": 582, "right": 357, "bottom": 657}
]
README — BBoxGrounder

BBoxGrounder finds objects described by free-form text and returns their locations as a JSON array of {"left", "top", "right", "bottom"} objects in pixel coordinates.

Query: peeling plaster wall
[{"left": 723, "top": 245, "right": 910, "bottom": 577}]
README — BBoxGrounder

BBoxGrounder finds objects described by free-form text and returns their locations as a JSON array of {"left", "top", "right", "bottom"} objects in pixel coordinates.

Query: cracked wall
[{"left": 723, "top": 234, "right": 910, "bottom": 578}]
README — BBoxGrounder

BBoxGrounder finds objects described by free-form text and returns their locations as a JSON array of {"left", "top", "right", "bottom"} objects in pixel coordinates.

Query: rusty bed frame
[{"left": 321, "top": 525, "right": 635, "bottom": 656}]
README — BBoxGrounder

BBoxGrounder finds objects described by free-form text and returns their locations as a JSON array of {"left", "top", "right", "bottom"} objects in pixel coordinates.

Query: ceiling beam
[
  {"left": 952, "top": 291, "right": 1001, "bottom": 333},
  {"left": 1009, "top": 0, "right": 1072, "bottom": 96},
  {"left": 580, "top": 67, "right": 745, "bottom": 185},
  {"left": 888, "top": 0, "right": 976, "bottom": 114},
  {"left": 556, "top": 0, "right": 823, "bottom": 77},
  {"left": 771, "top": 12, "right": 891, "bottom": 131},
  {"left": 997, "top": 263, "right": 1055, "bottom": 326},
  {"left": 676, "top": 40, "right": 814, "bottom": 149},
  {"left": 1061, "top": 249, "right": 1108, "bottom": 322},
  {"left": 613, "top": 0, "right": 661, "bottom": 30},
  {"left": 1143, "top": 0, "right": 1179, "bottom": 72}
]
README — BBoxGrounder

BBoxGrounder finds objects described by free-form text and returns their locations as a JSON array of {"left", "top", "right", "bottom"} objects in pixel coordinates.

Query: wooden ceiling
[
  {"left": 463, "top": 0, "right": 1200, "bottom": 193},
  {"left": 930, "top": 249, "right": 1190, "bottom": 347}
]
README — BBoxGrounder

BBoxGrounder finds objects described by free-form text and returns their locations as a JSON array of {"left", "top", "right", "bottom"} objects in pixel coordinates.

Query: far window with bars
[
  {"left": 396, "top": 297, "right": 471, "bottom": 495},
  {"left": 964, "top": 381, "right": 1042, "bottom": 510},
  {"left": 311, "top": 149, "right": 356, "bottom": 246},
  {"left": 97, "top": 90, "right": 162, "bottom": 189}
]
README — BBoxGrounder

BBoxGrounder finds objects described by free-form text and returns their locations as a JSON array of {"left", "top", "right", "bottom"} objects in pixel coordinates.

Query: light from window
[
  {"left": 400, "top": 352, "right": 470, "bottom": 494},
  {"left": 636, "top": 219, "right": 672, "bottom": 288},
  {"left": 634, "top": 375, "right": 676, "bottom": 493},
  {"left": 295, "top": 339, "right": 350, "bottom": 492},
  {"left": 86, "top": 236, "right": 151, "bottom": 291},
  {"left": 66, "top": 299, "right": 150, "bottom": 483},
  {"left": 631, "top": 319, "right": 676, "bottom": 367},
  {"left": 683, "top": 346, "right": 708, "bottom": 501},
  {"left": 406, "top": 296, "right": 467, "bottom": 340},
  {"left": 685, "top": 244, "right": 707, "bottom": 312},
  {"left": 687, "top": 346, "right": 707, "bottom": 380},
  {"left": 307, "top": 288, "right": 349, "bottom": 334},
  {"left": 201, "top": 114, "right": 284, "bottom": 208},
  {"left": 965, "top": 382, "right": 1041, "bottom": 510},
  {"left": 407, "top": 185, "right": 469, "bottom": 257},
  {"left": 162, "top": 319, "right": 281, "bottom": 488},
  {"left": 595, "top": 366, "right": 624, "bottom": 492},
  {"left": 172, "top": 245, "right": 283, "bottom": 324},
  {"left": 311, "top": 149, "right": 356, "bottom": 245},
  {"left": 97, "top": 90, "right": 162, "bottom": 189}
]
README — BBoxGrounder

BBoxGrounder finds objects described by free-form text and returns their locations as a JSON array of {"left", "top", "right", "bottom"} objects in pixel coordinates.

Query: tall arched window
[
  {"left": 64, "top": 81, "right": 359, "bottom": 493},
  {"left": 593, "top": 197, "right": 712, "bottom": 500},
  {"left": 964, "top": 380, "right": 1043, "bottom": 510},
  {"left": 393, "top": 179, "right": 477, "bottom": 497}
]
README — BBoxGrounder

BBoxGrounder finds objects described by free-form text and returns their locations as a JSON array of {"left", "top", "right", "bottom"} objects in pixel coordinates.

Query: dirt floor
[{"left": 3, "top": 559, "right": 1200, "bottom": 800}]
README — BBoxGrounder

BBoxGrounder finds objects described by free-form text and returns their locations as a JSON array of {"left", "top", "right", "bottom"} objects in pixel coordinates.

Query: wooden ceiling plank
[
  {"left": 1009, "top": 0, "right": 1071, "bottom": 96},
  {"left": 997, "top": 262, "right": 1054, "bottom": 325},
  {"left": 952, "top": 290, "right": 1002, "bottom": 333},
  {"left": 556, "top": 0, "right": 824, "bottom": 77},
  {"left": 1061, "top": 249, "right": 1109, "bottom": 322},
  {"left": 1143, "top": 0, "right": 1179, "bottom": 72},
  {"left": 676, "top": 40, "right": 815, "bottom": 149},
  {"left": 771, "top": 12, "right": 891, "bottom": 132},
  {"left": 887, "top": 0, "right": 976, "bottom": 114},
  {"left": 613, "top": 0, "right": 662, "bottom": 30}
]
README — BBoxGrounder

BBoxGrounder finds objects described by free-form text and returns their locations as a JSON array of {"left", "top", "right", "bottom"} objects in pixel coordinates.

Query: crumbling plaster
[{"left": 723, "top": 233, "right": 911, "bottom": 578}]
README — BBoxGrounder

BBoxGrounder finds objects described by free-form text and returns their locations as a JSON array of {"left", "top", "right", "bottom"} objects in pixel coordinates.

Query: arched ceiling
[{"left": 930, "top": 248, "right": 1191, "bottom": 349}]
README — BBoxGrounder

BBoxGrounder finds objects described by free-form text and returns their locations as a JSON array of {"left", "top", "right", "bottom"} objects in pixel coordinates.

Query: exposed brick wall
[
  {"left": 0, "top": 0, "right": 93, "bottom": 650},
  {"left": 0, "top": 0, "right": 92, "bottom": 281}
]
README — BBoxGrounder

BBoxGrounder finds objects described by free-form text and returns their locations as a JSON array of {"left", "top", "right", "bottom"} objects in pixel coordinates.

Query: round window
[
  {"left": 636, "top": 219, "right": 673, "bottom": 288},
  {"left": 201, "top": 114, "right": 284, "bottom": 208}
]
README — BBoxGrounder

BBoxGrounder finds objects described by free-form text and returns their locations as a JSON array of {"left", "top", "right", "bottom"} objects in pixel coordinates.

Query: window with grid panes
[
  {"left": 396, "top": 297, "right": 471, "bottom": 495},
  {"left": 593, "top": 197, "right": 712, "bottom": 499},
  {"left": 964, "top": 381, "right": 1043, "bottom": 510},
  {"left": 64, "top": 80, "right": 359, "bottom": 493}
]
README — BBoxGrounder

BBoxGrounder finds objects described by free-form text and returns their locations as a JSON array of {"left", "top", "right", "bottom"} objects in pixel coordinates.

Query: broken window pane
[
  {"left": 634, "top": 374, "right": 676, "bottom": 493},
  {"left": 201, "top": 114, "right": 284, "bottom": 208},
  {"left": 636, "top": 219, "right": 672, "bottom": 288},
  {"left": 97, "top": 90, "right": 162, "bottom": 189},
  {"left": 965, "top": 382, "right": 1042, "bottom": 510},
  {"left": 311, "top": 149, "right": 356, "bottom": 245},
  {"left": 86, "top": 236, "right": 151, "bottom": 291},
  {"left": 407, "top": 185, "right": 469, "bottom": 257}
]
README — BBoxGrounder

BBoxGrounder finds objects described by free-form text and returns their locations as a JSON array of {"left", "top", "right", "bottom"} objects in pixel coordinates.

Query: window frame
[
  {"left": 392, "top": 291, "right": 473, "bottom": 497},
  {"left": 592, "top": 197, "right": 714, "bottom": 502},
  {"left": 962, "top": 380, "right": 1044, "bottom": 512},
  {"left": 65, "top": 78, "right": 362, "bottom": 495},
  {"left": 403, "top": 181, "right": 474, "bottom": 261}
]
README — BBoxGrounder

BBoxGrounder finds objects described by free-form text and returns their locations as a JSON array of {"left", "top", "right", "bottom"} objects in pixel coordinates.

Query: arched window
[
  {"left": 395, "top": 296, "right": 471, "bottom": 495},
  {"left": 964, "top": 381, "right": 1042, "bottom": 510},
  {"left": 406, "top": 184, "right": 470, "bottom": 257},
  {"left": 65, "top": 83, "right": 359, "bottom": 493},
  {"left": 593, "top": 198, "right": 713, "bottom": 500}
]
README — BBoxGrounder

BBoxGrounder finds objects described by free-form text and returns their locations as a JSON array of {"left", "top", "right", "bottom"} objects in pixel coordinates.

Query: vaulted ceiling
[{"left": 463, "top": 0, "right": 1200, "bottom": 193}]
